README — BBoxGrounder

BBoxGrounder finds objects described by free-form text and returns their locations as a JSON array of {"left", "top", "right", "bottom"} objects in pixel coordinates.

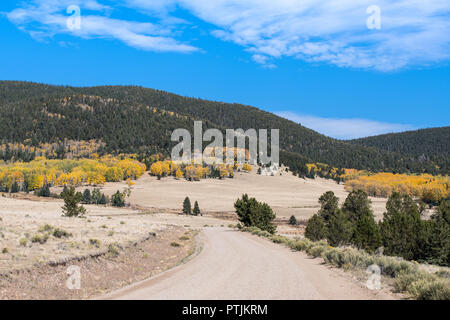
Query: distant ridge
[
  {"left": 0, "top": 80, "right": 447, "bottom": 175},
  {"left": 349, "top": 127, "right": 449, "bottom": 173}
]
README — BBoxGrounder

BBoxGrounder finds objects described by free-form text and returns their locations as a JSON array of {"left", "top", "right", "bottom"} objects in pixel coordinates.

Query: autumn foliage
[
  {"left": 343, "top": 171, "right": 449, "bottom": 204},
  {"left": 0, "top": 155, "right": 146, "bottom": 191},
  {"left": 148, "top": 160, "right": 249, "bottom": 181}
]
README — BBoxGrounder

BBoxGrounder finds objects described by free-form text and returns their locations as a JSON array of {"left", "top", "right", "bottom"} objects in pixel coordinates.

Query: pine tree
[
  {"left": 91, "top": 188, "right": 101, "bottom": 204},
  {"left": 62, "top": 187, "right": 86, "bottom": 217},
  {"left": 60, "top": 185, "right": 69, "bottom": 198},
  {"left": 342, "top": 189, "right": 372, "bottom": 223},
  {"left": 99, "top": 193, "right": 107, "bottom": 205},
  {"left": 352, "top": 211, "right": 382, "bottom": 253},
  {"left": 425, "top": 200, "right": 450, "bottom": 266},
  {"left": 38, "top": 184, "right": 50, "bottom": 197},
  {"left": 326, "top": 210, "right": 353, "bottom": 247},
  {"left": 193, "top": 201, "right": 200, "bottom": 216},
  {"left": 10, "top": 181, "right": 19, "bottom": 193},
  {"left": 305, "top": 214, "right": 326, "bottom": 241},
  {"left": 318, "top": 191, "right": 339, "bottom": 222},
  {"left": 183, "top": 197, "right": 191, "bottom": 214},
  {"left": 380, "top": 192, "right": 424, "bottom": 260},
  {"left": 111, "top": 191, "right": 125, "bottom": 207},
  {"left": 82, "top": 189, "right": 91, "bottom": 204},
  {"left": 289, "top": 215, "right": 297, "bottom": 226}
]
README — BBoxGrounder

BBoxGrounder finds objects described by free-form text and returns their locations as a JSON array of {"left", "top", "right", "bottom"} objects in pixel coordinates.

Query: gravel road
[{"left": 102, "top": 228, "right": 394, "bottom": 300}]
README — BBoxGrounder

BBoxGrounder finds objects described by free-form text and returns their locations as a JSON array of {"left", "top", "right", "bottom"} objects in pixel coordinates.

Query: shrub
[
  {"left": 373, "top": 256, "right": 418, "bottom": 278},
  {"left": 52, "top": 228, "right": 72, "bottom": 238},
  {"left": 170, "top": 242, "right": 181, "bottom": 247},
  {"left": 407, "top": 277, "right": 450, "bottom": 300},
  {"left": 2, "top": 248, "right": 8, "bottom": 254},
  {"left": 38, "top": 224, "right": 53, "bottom": 233},
  {"left": 31, "top": 233, "right": 49, "bottom": 244},
  {"left": 107, "top": 243, "right": 120, "bottom": 257},
  {"left": 308, "top": 244, "right": 328, "bottom": 258},
  {"left": 270, "top": 235, "right": 290, "bottom": 244},
  {"left": 393, "top": 271, "right": 422, "bottom": 293},
  {"left": 289, "top": 239, "right": 313, "bottom": 252},
  {"left": 19, "top": 238, "right": 27, "bottom": 247},
  {"left": 89, "top": 238, "right": 100, "bottom": 247}
]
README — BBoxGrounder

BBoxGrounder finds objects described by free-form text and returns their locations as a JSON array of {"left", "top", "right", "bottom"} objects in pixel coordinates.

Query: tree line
[
  {"left": 0, "top": 81, "right": 447, "bottom": 176},
  {"left": 305, "top": 190, "right": 449, "bottom": 266}
]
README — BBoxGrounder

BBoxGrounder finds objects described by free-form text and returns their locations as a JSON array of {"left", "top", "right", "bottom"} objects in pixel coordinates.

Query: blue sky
[{"left": 1, "top": 0, "right": 449, "bottom": 139}]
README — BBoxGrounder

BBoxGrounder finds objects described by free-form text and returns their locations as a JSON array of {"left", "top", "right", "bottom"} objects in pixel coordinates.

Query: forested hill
[
  {"left": 0, "top": 81, "right": 447, "bottom": 175},
  {"left": 349, "top": 127, "right": 449, "bottom": 173}
]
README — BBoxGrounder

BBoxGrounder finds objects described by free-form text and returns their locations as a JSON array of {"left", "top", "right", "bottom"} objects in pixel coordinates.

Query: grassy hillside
[{"left": 0, "top": 81, "right": 447, "bottom": 175}]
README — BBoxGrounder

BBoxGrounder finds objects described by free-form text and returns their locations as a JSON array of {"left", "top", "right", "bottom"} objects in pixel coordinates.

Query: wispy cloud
[
  {"left": 126, "top": 0, "right": 450, "bottom": 71},
  {"left": 6, "top": 0, "right": 198, "bottom": 53},
  {"left": 5, "top": 1, "right": 450, "bottom": 70},
  {"left": 276, "top": 111, "right": 416, "bottom": 139}
]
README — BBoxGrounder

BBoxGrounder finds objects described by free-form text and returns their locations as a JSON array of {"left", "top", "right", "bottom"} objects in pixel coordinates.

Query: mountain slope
[
  {"left": 0, "top": 81, "right": 447, "bottom": 175},
  {"left": 349, "top": 127, "right": 449, "bottom": 173}
]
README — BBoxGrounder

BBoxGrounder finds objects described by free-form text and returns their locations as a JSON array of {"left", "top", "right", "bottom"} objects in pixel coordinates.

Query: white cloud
[
  {"left": 251, "top": 54, "right": 276, "bottom": 68},
  {"left": 125, "top": 0, "right": 450, "bottom": 71},
  {"left": 6, "top": 1, "right": 450, "bottom": 70},
  {"left": 276, "top": 111, "right": 416, "bottom": 139},
  {"left": 6, "top": 0, "right": 198, "bottom": 53}
]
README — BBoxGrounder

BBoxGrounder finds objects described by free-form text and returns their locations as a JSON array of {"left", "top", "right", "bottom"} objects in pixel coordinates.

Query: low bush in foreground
[{"left": 236, "top": 225, "right": 450, "bottom": 300}]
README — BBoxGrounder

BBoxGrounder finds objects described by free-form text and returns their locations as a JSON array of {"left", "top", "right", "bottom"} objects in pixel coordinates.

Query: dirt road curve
[{"left": 102, "top": 228, "right": 393, "bottom": 300}]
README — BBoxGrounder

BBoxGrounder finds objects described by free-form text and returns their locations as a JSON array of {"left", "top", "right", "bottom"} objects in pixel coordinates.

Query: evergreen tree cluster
[
  {"left": 234, "top": 194, "right": 276, "bottom": 234},
  {"left": 305, "top": 190, "right": 450, "bottom": 266},
  {"left": 82, "top": 188, "right": 107, "bottom": 205},
  {"left": 350, "top": 127, "right": 450, "bottom": 174},
  {"left": 182, "top": 197, "right": 201, "bottom": 216}
]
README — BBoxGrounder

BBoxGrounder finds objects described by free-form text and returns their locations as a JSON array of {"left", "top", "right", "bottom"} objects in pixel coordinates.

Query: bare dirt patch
[{"left": 0, "top": 226, "right": 197, "bottom": 300}]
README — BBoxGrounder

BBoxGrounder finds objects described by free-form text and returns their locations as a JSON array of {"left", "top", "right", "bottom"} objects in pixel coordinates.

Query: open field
[
  {"left": 0, "top": 172, "right": 446, "bottom": 300},
  {"left": 57, "top": 169, "right": 389, "bottom": 221},
  {"left": 0, "top": 195, "right": 228, "bottom": 275}
]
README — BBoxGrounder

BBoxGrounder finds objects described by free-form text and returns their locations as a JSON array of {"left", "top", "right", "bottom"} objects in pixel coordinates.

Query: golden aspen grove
[
  {"left": 343, "top": 171, "right": 449, "bottom": 203},
  {"left": 0, "top": 155, "right": 146, "bottom": 191},
  {"left": 304, "top": 162, "right": 449, "bottom": 203},
  {"left": 149, "top": 160, "right": 250, "bottom": 181}
]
